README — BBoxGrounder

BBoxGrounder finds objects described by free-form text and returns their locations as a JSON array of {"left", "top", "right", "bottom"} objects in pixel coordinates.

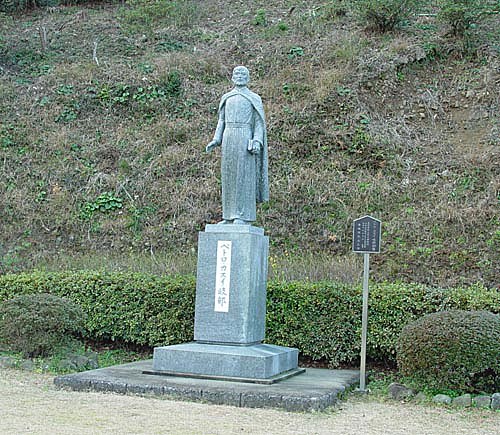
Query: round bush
[
  {"left": 397, "top": 310, "right": 500, "bottom": 393},
  {"left": 0, "top": 293, "right": 85, "bottom": 357}
]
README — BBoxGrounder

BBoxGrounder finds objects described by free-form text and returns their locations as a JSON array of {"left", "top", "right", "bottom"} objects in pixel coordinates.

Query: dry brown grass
[{"left": 0, "top": 1, "right": 499, "bottom": 287}]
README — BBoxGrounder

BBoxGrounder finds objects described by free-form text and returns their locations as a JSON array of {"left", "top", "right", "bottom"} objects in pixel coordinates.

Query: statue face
[{"left": 232, "top": 67, "right": 249, "bottom": 87}]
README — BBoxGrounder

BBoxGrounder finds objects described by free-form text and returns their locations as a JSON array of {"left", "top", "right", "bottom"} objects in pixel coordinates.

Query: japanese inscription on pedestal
[{"left": 214, "top": 241, "right": 232, "bottom": 312}]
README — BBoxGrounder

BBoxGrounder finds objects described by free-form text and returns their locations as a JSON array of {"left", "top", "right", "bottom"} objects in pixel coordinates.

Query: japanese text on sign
[
  {"left": 214, "top": 240, "right": 232, "bottom": 312},
  {"left": 352, "top": 216, "right": 381, "bottom": 253}
]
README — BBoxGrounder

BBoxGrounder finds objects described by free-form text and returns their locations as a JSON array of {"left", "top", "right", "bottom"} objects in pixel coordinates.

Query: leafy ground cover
[
  {"left": 0, "top": 1, "right": 499, "bottom": 288},
  {"left": 0, "top": 339, "right": 149, "bottom": 374}
]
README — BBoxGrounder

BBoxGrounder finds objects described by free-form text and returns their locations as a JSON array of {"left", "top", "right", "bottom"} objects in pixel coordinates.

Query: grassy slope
[{"left": 0, "top": 1, "right": 499, "bottom": 287}]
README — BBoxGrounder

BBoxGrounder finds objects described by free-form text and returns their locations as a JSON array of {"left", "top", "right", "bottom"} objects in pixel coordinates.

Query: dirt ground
[{"left": 1, "top": 369, "right": 499, "bottom": 435}]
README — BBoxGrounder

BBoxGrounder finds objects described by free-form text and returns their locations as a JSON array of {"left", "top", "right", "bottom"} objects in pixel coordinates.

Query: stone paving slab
[{"left": 54, "top": 360, "right": 359, "bottom": 412}]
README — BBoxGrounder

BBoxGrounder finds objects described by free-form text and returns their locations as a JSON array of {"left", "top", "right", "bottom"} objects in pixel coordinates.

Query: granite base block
[{"left": 152, "top": 342, "right": 298, "bottom": 380}]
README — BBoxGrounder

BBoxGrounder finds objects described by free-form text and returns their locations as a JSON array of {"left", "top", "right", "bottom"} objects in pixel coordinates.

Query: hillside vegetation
[{"left": 0, "top": 1, "right": 499, "bottom": 287}]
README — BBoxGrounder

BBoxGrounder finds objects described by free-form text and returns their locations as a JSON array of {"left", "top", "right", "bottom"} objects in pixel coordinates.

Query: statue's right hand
[{"left": 206, "top": 140, "right": 218, "bottom": 152}]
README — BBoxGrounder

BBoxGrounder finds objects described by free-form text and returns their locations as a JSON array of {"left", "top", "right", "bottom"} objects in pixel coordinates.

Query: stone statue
[
  {"left": 152, "top": 68, "right": 299, "bottom": 382},
  {"left": 206, "top": 66, "right": 269, "bottom": 224}
]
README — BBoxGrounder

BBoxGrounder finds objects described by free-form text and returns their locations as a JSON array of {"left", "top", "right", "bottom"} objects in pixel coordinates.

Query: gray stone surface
[
  {"left": 205, "top": 224, "right": 264, "bottom": 235},
  {"left": 387, "top": 382, "right": 414, "bottom": 400},
  {"left": 57, "top": 359, "right": 78, "bottom": 372},
  {"left": 20, "top": 359, "right": 34, "bottom": 371},
  {"left": 473, "top": 395, "right": 491, "bottom": 408},
  {"left": 194, "top": 225, "right": 268, "bottom": 344},
  {"left": 55, "top": 360, "right": 359, "bottom": 412},
  {"left": 452, "top": 394, "right": 472, "bottom": 407},
  {"left": 152, "top": 342, "right": 298, "bottom": 379},
  {"left": 491, "top": 393, "right": 500, "bottom": 410},
  {"left": 433, "top": 394, "right": 452, "bottom": 405},
  {"left": 0, "top": 356, "right": 16, "bottom": 368},
  {"left": 59, "top": 352, "right": 99, "bottom": 371},
  {"left": 414, "top": 392, "right": 427, "bottom": 402}
]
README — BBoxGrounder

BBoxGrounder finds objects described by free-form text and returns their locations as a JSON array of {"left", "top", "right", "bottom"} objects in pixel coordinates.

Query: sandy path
[{"left": 1, "top": 369, "right": 498, "bottom": 435}]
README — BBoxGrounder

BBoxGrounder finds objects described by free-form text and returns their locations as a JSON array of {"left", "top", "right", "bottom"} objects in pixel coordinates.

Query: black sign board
[{"left": 352, "top": 216, "right": 381, "bottom": 254}]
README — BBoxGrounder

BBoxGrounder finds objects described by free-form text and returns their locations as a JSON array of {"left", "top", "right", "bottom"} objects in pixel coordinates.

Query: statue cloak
[{"left": 218, "top": 87, "right": 269, "bottom": 204}]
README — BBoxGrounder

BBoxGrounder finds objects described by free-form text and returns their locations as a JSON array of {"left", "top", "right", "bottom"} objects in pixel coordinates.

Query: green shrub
[
  {"left": 0, "top": 272, "right": 498, "bottom": 366},
  {"left": 93, "top": 73, "right": 182, "bottom": 112},
  {"left": 352, "top": 0, "right": 419, "bottom": 32},
  {"left": 0, "top": 293, "right": 85, "bottom": 357},
  {"left": 397, "top": 310, "right": 500, "bottom": 393},
  {"left": 365, "top": 281, "right": 500, "bottom": 360},
  {"left": 438, "top": 0, "right": 488, "bottom": 37}
]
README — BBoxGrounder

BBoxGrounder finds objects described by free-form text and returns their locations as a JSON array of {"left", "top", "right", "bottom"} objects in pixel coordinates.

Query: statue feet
[{"left": 217, "top": 219, "right": 251, "bottom": 225}]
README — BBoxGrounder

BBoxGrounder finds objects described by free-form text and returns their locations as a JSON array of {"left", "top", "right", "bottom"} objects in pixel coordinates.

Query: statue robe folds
[{"left": 212, "top": 87, "right": 269, "bottom": 222}]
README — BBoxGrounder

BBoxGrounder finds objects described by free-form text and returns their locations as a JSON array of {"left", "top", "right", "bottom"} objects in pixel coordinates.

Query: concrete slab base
[{"left": 54, "top": 360, "right": 359, "bottom": 412}]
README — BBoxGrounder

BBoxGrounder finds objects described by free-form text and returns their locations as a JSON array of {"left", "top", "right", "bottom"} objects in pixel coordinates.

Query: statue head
[{"left": 231, "top": 66, "right": 250, "bottom": 87}]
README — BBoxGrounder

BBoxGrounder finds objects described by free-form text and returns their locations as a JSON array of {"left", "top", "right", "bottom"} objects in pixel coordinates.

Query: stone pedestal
[
  {"left": 194, "top": 224, "right": 268, "bottom": 344},
  {"left": 151, "top": 224, "right": 300, "bottom": 381}
]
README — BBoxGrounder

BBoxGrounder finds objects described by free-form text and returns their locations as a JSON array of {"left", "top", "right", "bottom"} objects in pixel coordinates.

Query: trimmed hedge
[
  {"left": 268, "top": 280, "right": 499, "bottom": 365},
  {"left": 266, "top": 280, "right": 361, "bottom": 365},
  {"left": 0, "top": 271, "right": 498, "bottom": 366},
  {"left": 397, "top": 310, "right": 500, "bottom": 393},
  {"left": 363, "top": 281, "right": 500, "bottom": 360},
  {"left": 0, "top": 271, "right": 196, "bottom": 347}
]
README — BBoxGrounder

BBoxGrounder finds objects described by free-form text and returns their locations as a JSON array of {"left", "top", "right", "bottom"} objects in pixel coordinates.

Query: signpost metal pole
[
  {"left": 359, "top": 252, "right": 370, "bottom": 392},
  {"left": 352, "top": 215, "right": 381, "bottom": 394}
]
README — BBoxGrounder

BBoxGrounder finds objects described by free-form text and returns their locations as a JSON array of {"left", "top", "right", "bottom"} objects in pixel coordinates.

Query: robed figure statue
[{"left": 206, "top": 66, "right": 269, "bottom": 224}]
